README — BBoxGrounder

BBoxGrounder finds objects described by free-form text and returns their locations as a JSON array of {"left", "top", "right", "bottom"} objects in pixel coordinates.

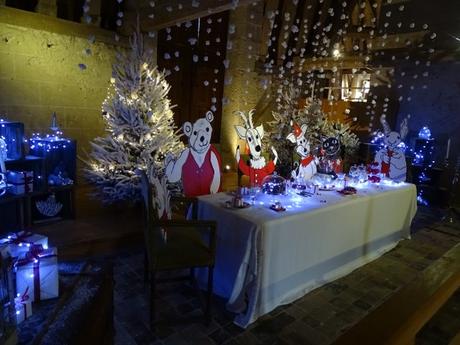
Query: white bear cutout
[
  {"left": 374, "top": 115, "right": 409, "bottom": 182},
  {"left": 165, "top": 111, "right": 222, "bottom": 197}
]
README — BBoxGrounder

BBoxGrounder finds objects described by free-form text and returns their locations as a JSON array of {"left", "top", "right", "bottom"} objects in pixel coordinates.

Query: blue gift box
[{"left": 0, "top": 120, "right": 24, "bottom": 160}]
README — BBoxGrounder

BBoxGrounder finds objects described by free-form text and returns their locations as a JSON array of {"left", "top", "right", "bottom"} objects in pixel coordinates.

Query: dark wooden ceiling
[{"left": 121, "top": 0, "right": 459, "bottom": 67}]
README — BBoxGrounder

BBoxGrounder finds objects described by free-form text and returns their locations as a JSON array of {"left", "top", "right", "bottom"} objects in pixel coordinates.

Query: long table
[{"left": 196, "top": 182, "right": 417, "bottom": 328}]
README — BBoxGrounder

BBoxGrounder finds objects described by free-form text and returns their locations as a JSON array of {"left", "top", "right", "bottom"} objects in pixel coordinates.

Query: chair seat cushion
[{"left": 153, "top": 227, "right": 213, "bottom": 270}]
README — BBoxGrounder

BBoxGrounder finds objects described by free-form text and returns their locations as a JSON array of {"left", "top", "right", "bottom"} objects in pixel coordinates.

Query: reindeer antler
[
  {"left": 248, "top": 109, "right": 255, "bottom": 128},
  {"left": 380, "top": 115, "right": 391, "bottom": 135},
  {"left": 236, "top": 111, "right": 249, "bottom": 128},
  {"left": 400, "top": 117, "right": 409, "bottom": 140}
]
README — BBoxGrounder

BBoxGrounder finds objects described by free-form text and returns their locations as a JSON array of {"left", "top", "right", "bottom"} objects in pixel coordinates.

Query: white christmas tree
[
  {"left": 266, "top": 83, "right": 360, "bottom": 176},
  {"left": 86, "top": 31, "right": 183, "bottom": 203}
]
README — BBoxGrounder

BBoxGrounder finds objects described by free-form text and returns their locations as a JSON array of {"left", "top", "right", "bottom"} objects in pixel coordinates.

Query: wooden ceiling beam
[
  {"left": 284, "top": 0, "right": 307, "bottom": 67},
  {"left": 265, "top": 0, "right": 285, "bottom": 65},
  {"left": 297, "top": 56, "right": 367, "bottom": 72},
  {"left": 258, "top": 0, "right": 280, "bottom": 60},
  {"left": 128, "top": 0, "right": 258, "bottom": 31},
  {"left": 276, "top": 0, "right": 298, "bottom": 63},
  {"left": 368, "top": 31, "right": 429, "bottom": 50},
  {"left": 295, "top": 0, "right": 317, "bottom": 54}
]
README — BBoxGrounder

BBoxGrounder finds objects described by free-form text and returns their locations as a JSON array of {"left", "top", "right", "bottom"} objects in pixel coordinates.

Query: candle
[{"left": 446, "top": 138, "right": 451, "bottom": 160}]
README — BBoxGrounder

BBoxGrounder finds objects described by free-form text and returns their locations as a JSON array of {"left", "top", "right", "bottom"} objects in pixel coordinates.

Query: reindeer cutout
[
  {"left": 235, "top": 110, "right": 278, "bottom": 186},
  {"left": 374, "top": 115, "right": 409, "bottom": 182},
  {"left": 286, "top": 121, "right": 317, "bottom": 180},
  {"left": 165, "top": 111, "right": 222, "bottom": 197}
]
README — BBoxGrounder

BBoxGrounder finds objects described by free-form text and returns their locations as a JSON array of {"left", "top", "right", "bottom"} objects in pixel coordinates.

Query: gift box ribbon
[
  {"left": 23, "top": 172, "right": 33, "bottom": 193},
  {"left": 15, "top": 245, "right": 57, "bottom": 302},
  {"left": 3, "top": 231, "right": 36, "bottom": 247},
  {"left": 15, "top": 287, "right": 31, "bottom": 318}
]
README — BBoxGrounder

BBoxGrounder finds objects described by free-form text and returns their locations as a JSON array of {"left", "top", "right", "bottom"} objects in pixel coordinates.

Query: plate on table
[
  {"left": 337, "top": 187, "right": 357, "bottom": 195},
  {"left": 319, "top": 186, "right": 335, "bottom": 191},
  {"left": 298, "top": 191, "right": 314, "bottom": 197},
  {"left": 270, "top": 204, "right": 286, "bottom": 212},
  {"left": 224, "top": 201, "right": 251, "bottom": 209}
]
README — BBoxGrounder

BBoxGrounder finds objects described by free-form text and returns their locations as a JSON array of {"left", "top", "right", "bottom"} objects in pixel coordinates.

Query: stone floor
[
  {"left": 111, "top": 206, "right": 460, "bottom": 345},
  {"left": 417, "top": 288, "right": 460, "bottom": 345}
]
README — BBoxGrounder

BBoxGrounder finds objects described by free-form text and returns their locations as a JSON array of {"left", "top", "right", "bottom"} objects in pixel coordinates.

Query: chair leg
[
  {"left": 144, "top": 251, "right": 148, "bottom": 284},
  {"left": 150, "top": 271, "right": 156, "bottom": 328},
  {"left": 206, "top": 266, "right": 214, "bottom": 325}
]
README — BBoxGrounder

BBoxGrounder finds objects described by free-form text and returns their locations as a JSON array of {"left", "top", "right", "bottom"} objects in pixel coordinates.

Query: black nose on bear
[
  {"left": 200, "top": 136, "right": 205, "bottom": 142},
  {"left": 255, "top": 145, "right": 261, "bottom": 152},
  {"left": 303, "top": 148, "right": 307, "bottom": 153}
]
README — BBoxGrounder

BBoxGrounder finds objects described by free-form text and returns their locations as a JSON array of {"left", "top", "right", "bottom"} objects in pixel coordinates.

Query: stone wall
[
  {"left": 0, "top": 6, "right": 123, "bottom": 180},
  {"left": 396, "top": 60, "right": 460, "bottom": 204}
]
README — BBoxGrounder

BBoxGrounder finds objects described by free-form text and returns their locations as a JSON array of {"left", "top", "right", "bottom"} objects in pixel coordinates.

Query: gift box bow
[
  {"left": 2, "top": 231, "right": 37, "bottom": 247},
  {"left": 14, "top": 244, "right": 56, "bottom": 267}
]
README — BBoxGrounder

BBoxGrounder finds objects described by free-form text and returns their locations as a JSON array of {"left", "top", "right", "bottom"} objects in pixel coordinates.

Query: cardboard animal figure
[
  {"left": 235, "top": 110, "right": 278, "bottom": 186},
  {"left": 286, "top": 121, "right": 317, "bottom": 181},
  {"left": 317, "top": 136, "right": 342, "bottom": 177},
  {"left": 374, "top": 115, "right": 408, "bottom": 182},
  {"left": 0, "top": 137, "right": 6, "bottom": 173},
  {"left": 165, "top": 111, "right": 222, "bottom": 197}
]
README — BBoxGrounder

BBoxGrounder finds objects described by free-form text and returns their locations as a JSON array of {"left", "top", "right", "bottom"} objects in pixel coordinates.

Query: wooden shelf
[{"left": 0, "top": 185, "right": 76, "bottom": 230}]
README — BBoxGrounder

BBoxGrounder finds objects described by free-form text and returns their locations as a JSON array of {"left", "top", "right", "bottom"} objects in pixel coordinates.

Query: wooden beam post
[{"left": 128, "top": 0, "right": 259, "bottom": 31}]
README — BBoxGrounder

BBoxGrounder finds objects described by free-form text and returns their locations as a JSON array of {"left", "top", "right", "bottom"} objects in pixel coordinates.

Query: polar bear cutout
[
  {"left": 165, "top": 111, "right": 222, "bottom": 197},
  {"left": 286, "top": 121, "right": 317, "bottom": 181},
  {"left": 374, "top": 115, "right": 409, "bottom": 182}
]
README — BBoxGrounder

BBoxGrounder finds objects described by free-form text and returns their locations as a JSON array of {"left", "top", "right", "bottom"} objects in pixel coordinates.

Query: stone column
[
  {"left": 35, "top": 0, "right": 57, "bottom": 17},
  {"left": 220, "top": 4, "right": 265, "bottom": 168}
]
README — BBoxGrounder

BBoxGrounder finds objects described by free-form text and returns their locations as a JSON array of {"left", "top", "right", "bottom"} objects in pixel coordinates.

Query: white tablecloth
[{"left": 197, "top": 182, "right": 417, "bottom": 328}]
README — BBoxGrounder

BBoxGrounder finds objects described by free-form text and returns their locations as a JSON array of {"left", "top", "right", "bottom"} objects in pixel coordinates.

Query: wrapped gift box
[
  {"left": 0, "top": 231, "right": 48, "bottom": 258},
  {"left": 0, "top": 120, "right": 24, "bottom": 160},
  {"left": 6, "top": 171, "right": 33, "bottom": 195},
  {"left": 15, "top": 246, "right": 59, "bottom": 302},
  {"left": 14, "top": 289, "right": 32, "bottom": 324}
]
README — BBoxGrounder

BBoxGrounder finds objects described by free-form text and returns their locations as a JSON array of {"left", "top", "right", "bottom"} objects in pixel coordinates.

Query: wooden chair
[{"left": 137, "top": 171, "right": 216, "bottom": 327}]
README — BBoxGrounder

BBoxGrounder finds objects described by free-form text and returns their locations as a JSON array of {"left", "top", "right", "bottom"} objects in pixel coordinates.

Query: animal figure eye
[
  {"left": 256, "top": 135, "right": 259, "bottom": 139},
  {"left": 248, "top": 137, "right": 252, "bottom": 142},
  {"left": 193, "top": 131, "right": 197, "bottom": 136},
  {"left": 206, "top": 127, "right": 210, "bottom": 132}
]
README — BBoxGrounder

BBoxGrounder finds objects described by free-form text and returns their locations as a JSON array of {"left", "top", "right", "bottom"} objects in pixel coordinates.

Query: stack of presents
[
  {"left": 4, "top": 172, "right": 34, "bottom": 196},
  {"left": 0, "top": 230, "right": 58, "bottom": 325}
]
